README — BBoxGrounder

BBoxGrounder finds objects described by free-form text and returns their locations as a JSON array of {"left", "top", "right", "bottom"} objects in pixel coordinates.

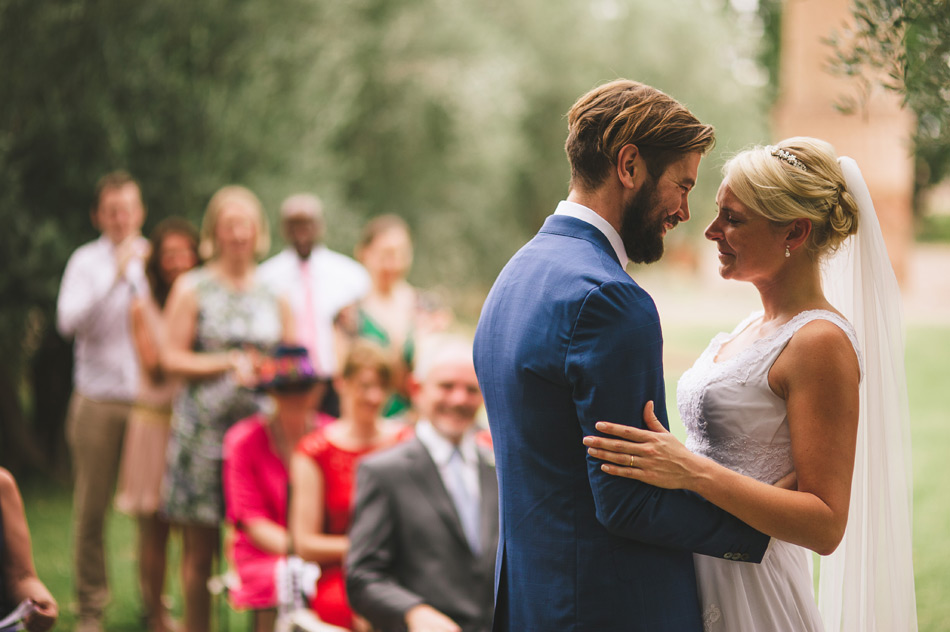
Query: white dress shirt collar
[
  {"left": 553, "top": 200, "right": 628, "bottom": 268},
  {"left": 415, "top": 420, "right": 480, "bottom": 467}
]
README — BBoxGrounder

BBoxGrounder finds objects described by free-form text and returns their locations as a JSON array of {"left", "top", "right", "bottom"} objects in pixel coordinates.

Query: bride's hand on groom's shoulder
[{"left": 582, "top": 401, "right": 704, "bottom": 491}]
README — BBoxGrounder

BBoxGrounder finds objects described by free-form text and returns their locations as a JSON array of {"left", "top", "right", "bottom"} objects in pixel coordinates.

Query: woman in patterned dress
[{"left": 161, "top": 186, "right": 293, "bottom": 632}]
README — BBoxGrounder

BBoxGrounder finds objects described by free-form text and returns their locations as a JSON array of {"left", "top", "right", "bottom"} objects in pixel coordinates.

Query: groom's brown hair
[{"left": 565, "top": 79, "right": 715, "bottom": 191}]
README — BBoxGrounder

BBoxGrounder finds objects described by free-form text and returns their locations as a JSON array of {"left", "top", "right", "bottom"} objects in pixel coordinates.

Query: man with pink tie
[{"left": 258, "top": 194, "right": 369, "bottom": 411}]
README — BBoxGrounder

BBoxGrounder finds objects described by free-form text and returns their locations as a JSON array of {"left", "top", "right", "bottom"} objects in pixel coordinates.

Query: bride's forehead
[{"left": 715, "top": 181, "right": 734, "bottom": 205}]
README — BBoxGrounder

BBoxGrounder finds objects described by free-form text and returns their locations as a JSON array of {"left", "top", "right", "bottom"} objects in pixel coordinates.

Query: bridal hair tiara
[{"left": 768, "top": 146, "right": 808, "bottom": 172}]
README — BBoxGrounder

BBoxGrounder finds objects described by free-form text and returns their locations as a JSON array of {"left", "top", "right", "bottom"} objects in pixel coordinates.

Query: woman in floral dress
[{"left": 161, "top": 186, "right": 293, "bottom": 632}]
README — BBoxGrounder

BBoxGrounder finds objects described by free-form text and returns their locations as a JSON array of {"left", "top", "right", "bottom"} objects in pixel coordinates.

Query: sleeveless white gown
[{"left": 677, "top": 309, "right": 861, "bottom": 632}]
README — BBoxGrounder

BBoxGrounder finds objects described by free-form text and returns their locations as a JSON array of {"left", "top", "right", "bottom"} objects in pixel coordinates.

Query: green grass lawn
[
  {"left": 19, "top": 325, "right": 950, "bottom": 631},
  {"left": 22, "top": 488, "right": 243, "bottom": 631},
  {"left": 903, "top": 326, "right": 950, "bottom": 632}
]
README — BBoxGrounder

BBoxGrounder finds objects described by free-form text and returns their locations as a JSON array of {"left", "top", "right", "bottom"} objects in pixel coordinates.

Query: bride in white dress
[{"left": 585, "top": 137, "right": 917, "bottom": 631}]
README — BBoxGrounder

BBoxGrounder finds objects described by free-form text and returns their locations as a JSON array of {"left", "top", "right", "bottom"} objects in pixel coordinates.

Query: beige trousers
[{"left": 66, "top": 393, "right": 130, "bottom": 621}]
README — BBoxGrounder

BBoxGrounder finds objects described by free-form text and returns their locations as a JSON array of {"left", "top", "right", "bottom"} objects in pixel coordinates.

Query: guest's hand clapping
[{"left": 114, "top": 234, "right": 148, "bottom": 282}]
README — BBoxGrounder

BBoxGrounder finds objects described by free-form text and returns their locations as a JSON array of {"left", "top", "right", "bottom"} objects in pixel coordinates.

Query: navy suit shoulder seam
[
  {"left": 539, "top": 227, "right": 615, "bottom": 259},
  {"left": 563, "top": 283, "right": 607, "bottom": 376}
]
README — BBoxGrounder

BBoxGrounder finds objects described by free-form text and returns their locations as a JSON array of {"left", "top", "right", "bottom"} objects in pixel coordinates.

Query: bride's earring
[{"left": 785, "top": 245, "right": 791, "bottom": 258}]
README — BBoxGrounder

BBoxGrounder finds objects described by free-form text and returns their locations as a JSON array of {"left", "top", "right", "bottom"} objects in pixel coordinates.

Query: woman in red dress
[{"left": 289, "top": 341, "right": 408, "bottom": 630}]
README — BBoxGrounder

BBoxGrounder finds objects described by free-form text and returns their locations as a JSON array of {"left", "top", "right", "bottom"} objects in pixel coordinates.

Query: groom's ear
[{"left": 616, "top": 144, "right": 641, "bottom": 189}]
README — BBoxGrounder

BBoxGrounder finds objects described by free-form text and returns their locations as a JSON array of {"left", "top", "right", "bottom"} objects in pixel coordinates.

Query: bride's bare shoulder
[{"left": 770, "top": 319, "right": 861, "bottom": 396}]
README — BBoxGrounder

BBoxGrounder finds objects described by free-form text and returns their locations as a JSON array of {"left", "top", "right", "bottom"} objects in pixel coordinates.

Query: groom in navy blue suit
[{"left": 473, "top": 80, "right": 771, "bottom": 631}]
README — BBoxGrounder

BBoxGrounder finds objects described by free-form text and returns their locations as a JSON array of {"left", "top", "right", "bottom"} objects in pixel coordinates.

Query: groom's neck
[{"left": 567, "top": 186, "right": 622, "bottom": 234}]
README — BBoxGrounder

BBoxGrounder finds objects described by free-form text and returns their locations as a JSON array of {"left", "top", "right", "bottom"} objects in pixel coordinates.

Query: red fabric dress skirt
[{"left": 295, "top": 425, "right": 408, "bottom": 629}]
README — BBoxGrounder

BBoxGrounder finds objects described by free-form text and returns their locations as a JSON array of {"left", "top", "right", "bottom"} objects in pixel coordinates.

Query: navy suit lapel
[
  {"left": 538, "top": 214, "right": 622, "bottom": 267},
  {"left": 405, "top": 437, "right": 471, "bottom": 552}
]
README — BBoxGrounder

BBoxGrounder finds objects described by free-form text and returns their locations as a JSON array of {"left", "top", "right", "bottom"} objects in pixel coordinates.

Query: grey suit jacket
[{"left": 346, "top": 435, "right": 499, "bottom": 632}]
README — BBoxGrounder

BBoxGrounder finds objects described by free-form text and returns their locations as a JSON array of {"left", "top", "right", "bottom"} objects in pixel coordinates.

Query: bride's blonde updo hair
[{"left": 723, "top": 137, "right": 859, "bottom": 258}]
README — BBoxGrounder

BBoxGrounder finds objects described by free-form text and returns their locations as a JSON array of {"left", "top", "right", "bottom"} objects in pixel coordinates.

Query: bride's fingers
[
  {"left": 593, "top": 421, "right": 652, "bottom": 441},
  {"left": 599, "top": 463, "right": 641, "bottom": 480},
  {"left": 583, "top": 435, "right": 647, "bottom": 454},
  {"left": 641, "top": 401, "right": 669, "bottom": 434},
  {"left": 586, "top": 446, "right": 645, "bottom": 467}
]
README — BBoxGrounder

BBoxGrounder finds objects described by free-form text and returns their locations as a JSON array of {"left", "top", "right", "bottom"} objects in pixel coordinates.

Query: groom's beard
[{"left": 620, "top": 176, "right": 666, "bottom": 264}]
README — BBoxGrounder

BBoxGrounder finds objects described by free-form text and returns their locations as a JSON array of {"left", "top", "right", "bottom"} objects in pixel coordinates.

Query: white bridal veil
[{"left": 818, "top": 157, "right": 918, "bottom": 631}]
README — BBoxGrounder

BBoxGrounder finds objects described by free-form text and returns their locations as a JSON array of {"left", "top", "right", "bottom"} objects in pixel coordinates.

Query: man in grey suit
[{"left": 346, "top": 338, "right": 498, "bottom": 632}]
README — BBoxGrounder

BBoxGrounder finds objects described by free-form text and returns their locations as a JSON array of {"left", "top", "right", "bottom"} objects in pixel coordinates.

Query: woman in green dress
[{"left": 351, "top": 215, "right": 451, "bottom": 418}]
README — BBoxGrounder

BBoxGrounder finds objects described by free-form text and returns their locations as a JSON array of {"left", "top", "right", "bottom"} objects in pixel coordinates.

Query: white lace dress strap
[
  {"left": 771, "top": 309, "right": 863, "bottom": 380},
  {"left": 712, "top": 309, "right": 862, "bottom": 386}
]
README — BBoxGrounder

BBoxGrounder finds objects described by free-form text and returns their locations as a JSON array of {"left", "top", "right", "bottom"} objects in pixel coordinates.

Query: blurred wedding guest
[
  {"left": 346, "top": 338, "right": 497, "bottom": 632},
  {"left": 161, "top": 185, "right": 293, "bottom": 632},
  {"left": 0, "top": 468, "right": 58, "bottom": 632},
  {"left": 222, "top": 344, "right": 323, "bottom": 632},
  {"left": 258, "top": 194, "right": 370, "bottom": 391},
  {"left": 289, "top": 341, "right": 408, "bottom": 630},
  {"left": 114, "top": 217, "right": 199, "bottom": 632},
  {"left": 350, "top": 215, "right": 450, "bottom": 418},
  {"left": 56, "top": 170, "right": 148, "bottom": 632}
]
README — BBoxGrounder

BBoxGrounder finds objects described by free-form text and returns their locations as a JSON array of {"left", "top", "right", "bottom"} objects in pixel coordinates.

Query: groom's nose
[{"left": 677, "top": 191, "right": 691, "bottom": 223}]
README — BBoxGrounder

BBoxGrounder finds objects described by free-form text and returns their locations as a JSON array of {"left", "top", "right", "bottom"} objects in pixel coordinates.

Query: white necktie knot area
[{"left": 446, "top": 448, "right": 481, "bottom": 554}]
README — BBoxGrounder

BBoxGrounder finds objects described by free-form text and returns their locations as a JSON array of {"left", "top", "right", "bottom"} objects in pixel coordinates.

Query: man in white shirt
[
  {"left": 346, "top": 338, "right": 498, "bottom": 632},
  {"left": 56, "top": 171, "right": 148, "bottom": 632},
  {"left": 258, "top": 194, "right": 369, "bottom": 409}
]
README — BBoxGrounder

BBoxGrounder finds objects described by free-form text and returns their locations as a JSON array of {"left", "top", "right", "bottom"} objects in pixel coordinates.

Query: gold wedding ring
[{"left": 629, "top": 455, "right": 636, "bottom": 467}]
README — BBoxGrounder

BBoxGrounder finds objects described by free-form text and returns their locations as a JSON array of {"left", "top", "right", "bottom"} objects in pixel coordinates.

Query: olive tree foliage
[
  {"left": 0, "top": 0, "right": 319, "bottom": 473},
  {"left": 296, "top": 0, "right": 771, "bottom": 284},
  {"left": 0, "top": 0, "right": 768, "bottom": 474},
  {"left": 826, "top": 0, "right": 950, "bottom": 192}
]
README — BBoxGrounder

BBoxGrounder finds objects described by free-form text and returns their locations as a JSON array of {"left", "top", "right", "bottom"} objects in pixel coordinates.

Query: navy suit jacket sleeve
[{"left": 566, "top": 280, "right": 770, "bottom": 562}]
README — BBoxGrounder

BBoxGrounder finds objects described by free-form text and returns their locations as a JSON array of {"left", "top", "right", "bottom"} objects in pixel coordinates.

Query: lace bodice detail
[{"left": 678, "top": 310, "right": 861, "bottom": 484}]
